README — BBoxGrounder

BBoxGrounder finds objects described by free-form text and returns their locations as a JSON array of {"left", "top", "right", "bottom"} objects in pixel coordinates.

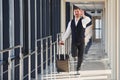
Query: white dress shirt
[{"left": 62, "top": 16, "right": 91, "bottom": 42}]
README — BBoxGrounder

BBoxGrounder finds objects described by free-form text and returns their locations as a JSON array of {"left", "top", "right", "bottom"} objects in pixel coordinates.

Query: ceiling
[
  {"left": 66, "top": 0, "right": 105, "bottom": 16},
  {"left": 74, "top": 2, "right": 104, "bottom": 11},
  {"left": 66, "top": 0, "right": 105, "bottom": 11}
]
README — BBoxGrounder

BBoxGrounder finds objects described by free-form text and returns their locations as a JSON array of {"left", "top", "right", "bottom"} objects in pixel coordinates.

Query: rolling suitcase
[{"left": 56, "top": 54, "right": 69, "bottom": 72}]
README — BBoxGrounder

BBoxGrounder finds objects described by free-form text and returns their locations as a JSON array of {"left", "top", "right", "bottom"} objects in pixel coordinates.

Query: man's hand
[
  {"left": 81, "top": 10, "right": 86, "bottom": 18},
  {"left": 59, "top": 41, "right": 64, "bottom": 45}
]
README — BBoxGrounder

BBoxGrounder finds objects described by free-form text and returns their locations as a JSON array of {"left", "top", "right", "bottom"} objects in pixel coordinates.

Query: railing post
[
  {"left": 46, "top": 38, "right": 48, "bottom": 75},
  {"left": 0, "top": 52, "right": 3, "bottom": 80},
  {"left": 8, "top": 50, "right": 12, "bottom": 80},
  {"left": 53, "top": 43, "right": 56, "bottom": 79},
  {"left": 57, "top": 33, "right": 62, "bottom": 59},
  {"left": 62, "top": 33, "right": 65, "bottom": 60},
  {"left": 50, "top": 37, "right": 52, "bottom": 79},
  {"left": 41, "top": 39, "right": 43, "bottom": 80},
  {"left": 57, "top": 34, "right": 60, "bottom": 60},
  {"left": 19, "top": 46, "right": 23, "bottom": 80},
  {"left": 28, "top": 51, "right": 31, "bottom": 80},
  {"left": 35, "top": 0, "right": 38, "bottom": 79},
  {"left": 35, "top": 41, "right": 38, "bottom": 80}
]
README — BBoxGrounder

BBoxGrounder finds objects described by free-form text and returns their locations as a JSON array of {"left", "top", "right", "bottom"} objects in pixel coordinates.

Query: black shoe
[
  {"left": 75, "top": 69, "right": 80, "bottom": 75},
  {"left": 76, "top": 67, "right": 80, "bottom": 71},
  {"left": 75, "top": 67, "right": 80, "bottom": 75}
]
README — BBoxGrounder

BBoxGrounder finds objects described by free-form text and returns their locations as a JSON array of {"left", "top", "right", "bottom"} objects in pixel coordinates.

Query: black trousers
[
  {"left": 85, "top": 38, "right": 92, "bottom": 54},
  {"left": 71, "top": 39, "right": 85, "bottom": 69}
]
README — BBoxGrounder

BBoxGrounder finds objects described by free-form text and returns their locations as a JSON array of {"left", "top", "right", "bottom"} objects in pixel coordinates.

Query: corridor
[{"left": 0, "top": 0, "right": 120, "bottom": 80}]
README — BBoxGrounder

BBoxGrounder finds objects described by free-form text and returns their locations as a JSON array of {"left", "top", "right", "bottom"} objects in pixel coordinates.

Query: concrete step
[{"left": 39, "top": 70, "right": 111, "bottom": 80}]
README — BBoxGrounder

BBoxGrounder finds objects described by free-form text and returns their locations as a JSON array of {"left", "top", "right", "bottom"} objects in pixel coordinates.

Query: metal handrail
[
  {"left": 0, "top": 34, "right": 71, "bottom": 80},
  {"left": 0, "top": 45, "right": 23, "bottom": 80},
  {"left": 36, "top": 35, "right": 52, "bottom": 42},
  {"left": 35, "top": 35, "right": 53, "bottom": 80},
  {"left": 0, "top": 45, "right": 21, "bottom": 53},
  {"left": 56, "top": 33, "right": 71, "bottom": 60}
]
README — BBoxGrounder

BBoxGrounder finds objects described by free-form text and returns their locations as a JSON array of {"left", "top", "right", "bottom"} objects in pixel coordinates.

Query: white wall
[
  {"left": 105, "top": 0, "right": 119, "bottom": 79},
  {"left": 61, "top": 0, "right": 66, "bottom": 32}
]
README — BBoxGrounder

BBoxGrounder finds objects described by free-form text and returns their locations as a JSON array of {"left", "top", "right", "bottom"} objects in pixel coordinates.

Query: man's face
[{"left": 74, "top": 9, "right": 82, "bottom": 18}]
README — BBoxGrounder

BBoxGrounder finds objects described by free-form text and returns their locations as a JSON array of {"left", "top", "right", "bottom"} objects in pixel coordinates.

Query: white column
[
  {"left": 61, "top": 0, "right": 66, "bottom": 32},
  {"left": 105, "top": 0, "right": 118, "bottom": 79},
  {"left": 9, "top": 0, "right": 15, "bottom": 80},
  {"left": 28, "top": 0, "right": 31, "bottom": 80},
  {"left": 19, "top": 1, "right": 23, "bottom": 79},
  {"left": 0, "top": 0, "right": 3, "bottom": 50},
  {"left": 35, "top": 0, "right": 38, "bottom": 80},
  {"left": 61, "top": 0, "right": 66, "bottom": 55},
  {"left": 103, "top": 9, "right": 106, "bottom": 49},
  {"left": 105, "top": 0, "right": 108, "bottom": 54},
  {"left": 101, "top": 9, "right": 105, "bottom": 49},
  {"left": 19, "top": 46, "right": 23, "bottom": 80},
  {"left": 34, "top": 0, "right": 37, "bottom": 40},
  {"left": 110, "top": 0, "right": 117, "bottom": 79},
  {"left": 107, "top": 0, "right": 112, "bottom": 67},
  {"left": 9, "top": 0, "right": 14, "bottom": 48},
  {"left": 117, "top": 0, "right": 120, "bottom": 79},
  {"left": 40, "top": 0, "right": 42, "bottom": 38},
  {"left": 20, "top": 0, "right": 23, "bottom": 46},
  {"left": 28, "top": 0, "right": 31, "bottom": 53},
  {"left": 0, "top": 0, "right": 2, "bottom": 46},
  {"left": 70, "top": 3, "right": 73, "bottom": 20},
  {"left": 0, "top": 0, "right": 3, "bottom": 79}
]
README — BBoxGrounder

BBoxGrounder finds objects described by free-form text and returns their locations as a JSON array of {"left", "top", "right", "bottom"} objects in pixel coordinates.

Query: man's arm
[
  {"left": 82, "top": 16, "right": 91, "bottom": 28},
  {"left": 62, "top": 21, "right": 71, "bottom": 42},
  {"left": 59, "top": 21, "right": 71, "bottom": 45},
  {"left": 81, "top": 10, "right": 91, "bottom": 28}
]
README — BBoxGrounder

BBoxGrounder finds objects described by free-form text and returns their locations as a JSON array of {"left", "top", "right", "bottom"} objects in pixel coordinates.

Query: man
[{"left": 59, "top": 6, "right": 91, "bottom": 71}]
